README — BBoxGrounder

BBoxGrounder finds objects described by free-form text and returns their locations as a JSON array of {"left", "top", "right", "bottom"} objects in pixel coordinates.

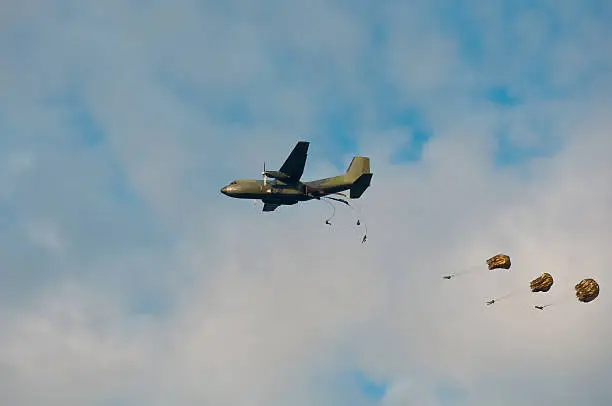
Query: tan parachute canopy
[
  {"left": 530, "top": 273, "right": 554, "bottom": 292},
  {"left": 575, "top": 278, "right": 599, "bottom": 303},
  {"left": 486, "top": 254, "right": 511, "bottom": 270}
]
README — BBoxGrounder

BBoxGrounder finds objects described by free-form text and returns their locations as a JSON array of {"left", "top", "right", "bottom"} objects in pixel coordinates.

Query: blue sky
[{"left": 1, "top": 1, "right": 612, "bottom": 405}]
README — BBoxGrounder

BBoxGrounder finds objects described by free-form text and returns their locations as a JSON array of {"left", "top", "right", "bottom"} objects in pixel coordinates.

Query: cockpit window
[{"left": 230, "top": 180, "right": 238, "bottom": 185}]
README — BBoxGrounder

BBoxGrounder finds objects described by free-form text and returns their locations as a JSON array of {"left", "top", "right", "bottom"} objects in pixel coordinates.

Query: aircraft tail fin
[{"left": 344, "top": 157, "right": 372, "bottom": 199}]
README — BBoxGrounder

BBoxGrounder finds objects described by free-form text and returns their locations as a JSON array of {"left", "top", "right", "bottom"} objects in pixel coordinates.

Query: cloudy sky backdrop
[{"left": 2, "top": 0, "right": 612, "bottom": 405}]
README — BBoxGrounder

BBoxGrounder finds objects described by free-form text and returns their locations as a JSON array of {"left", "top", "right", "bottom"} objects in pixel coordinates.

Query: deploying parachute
[
  {"left": 530, "top": 273, "right": 554, "bottom": 292},
  {"left": 534, "top": 277, "right": 599, "bottom": 310},
  {"left": 486, "top": 254, "right": 511, "bottom": 270},
  {"left": 575, "top": 278, "right": 599, "bottom": 303},
  {"left": 486, "top": 268, "right": 552, "bottom": 307},
  {"left": 443, "top": 253, "right": 512, "bottom": 280}
]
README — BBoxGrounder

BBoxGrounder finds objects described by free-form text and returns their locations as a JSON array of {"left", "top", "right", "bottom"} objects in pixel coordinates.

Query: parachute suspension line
[
  {"left": 486, "top": 292, "right": 514, "bottom": 305},
  {"left": 536, "top": 285, "right": 573, "bottom": 308},
  {"left": 322, "top": 195, "right": 368, "bottom": 243},
  {"left": 344, "top": 197, "right": 367, "bottom": 243},
  {"left": 534, "top": 304, "right": 553, "bottom": 310},
  {"left": 493, "top": 288, "right": 533, "bottom": 303},
  {"left": 333, "top": 196, "right": 367, "bottom": 243},
  {"left": 489, "top": 286, "right": 557, "bottom": 307},
  {"left": 320, "top": 197, "right": 336, "bottom": 225},
  {"left": 443, "top": 264, "right": 481, "bottom": 279},
  {"left": 498, "top": 292, "right": 514, "bottom": 301},
  {"left": 536, "top": 292, "right": 575, "bottom": 308},
  {"left": 347, "top": 198, "right": 365, "bottom": 227}
]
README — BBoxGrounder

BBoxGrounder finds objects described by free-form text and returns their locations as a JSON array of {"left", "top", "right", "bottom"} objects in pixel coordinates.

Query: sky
[{"left": 1, "top": 0, "right": 612, "bottom": 405}]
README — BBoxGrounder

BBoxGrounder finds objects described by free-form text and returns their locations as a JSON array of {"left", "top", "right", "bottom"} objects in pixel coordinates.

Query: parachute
[
  {"left": 488, "top": 272, "right": 555, "bottom": 307},
  {"left": 534, "top": 277, "right": 599, "bottom": 310},
  {"left": 486, "top": 254, "right": 511, "bottom": 270},
  {"left": 443, "top": 253, "right": 512, "bottom": 280},
  {"left": 575, "top": 278, "right": 599, "bottom": 303},
  {"left": 530, "top": 273, "right": 554, "bottom": 292}
]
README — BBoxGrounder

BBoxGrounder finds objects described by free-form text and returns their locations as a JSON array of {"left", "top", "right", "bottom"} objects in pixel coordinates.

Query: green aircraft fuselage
[
  {"left": 220, "top": 141, "right": 373, "bottom": 212},
  {"left": 221, "top": 176, "right": 354, "bottom": 202}
]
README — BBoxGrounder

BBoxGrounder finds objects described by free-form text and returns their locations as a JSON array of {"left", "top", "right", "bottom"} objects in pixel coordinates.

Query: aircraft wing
[
  {"left": 262, "top": 202, "right": 280, "bottom": 212},
  {"left": 278, "top": 141, "right": 309, "bottom": 182}
]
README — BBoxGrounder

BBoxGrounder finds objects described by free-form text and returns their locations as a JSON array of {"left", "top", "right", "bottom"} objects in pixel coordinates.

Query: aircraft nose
[{"left": 220, "top": 186, "right": 228, "bottom": 195}]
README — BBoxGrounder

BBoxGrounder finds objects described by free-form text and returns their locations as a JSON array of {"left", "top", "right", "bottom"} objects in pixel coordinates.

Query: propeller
[{"left": 262, "top": 162, "right": 267, "bottom": 186}]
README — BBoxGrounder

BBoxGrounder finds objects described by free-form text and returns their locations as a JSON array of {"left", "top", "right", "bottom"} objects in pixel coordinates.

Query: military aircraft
[{"left": 220, "top": 141, "right": 373, "bottom": 211}]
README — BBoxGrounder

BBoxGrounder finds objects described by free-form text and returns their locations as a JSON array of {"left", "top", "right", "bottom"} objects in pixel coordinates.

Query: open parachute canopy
[
  {"left": 486, "top": 254, "right": 511, "bottom": 270},
  {"left": 575, "top": 278, "right": 599, "bottom": 303},
  {"left": 530, "top": 273, "right": 554, "bottom": 292}
]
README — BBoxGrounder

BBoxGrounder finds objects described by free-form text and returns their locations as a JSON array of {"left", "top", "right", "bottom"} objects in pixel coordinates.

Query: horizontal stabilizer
[{"left": 350, "top": 173, "right": 373, "bottom": 198}]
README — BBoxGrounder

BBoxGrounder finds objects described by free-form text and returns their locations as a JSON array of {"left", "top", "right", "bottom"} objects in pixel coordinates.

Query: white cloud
[
  {"left": 0, "top": 151, "right": 35, "bottom": 198},
  {"left": 24, "top": 220, "right": 67, "bottom": 254}
]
